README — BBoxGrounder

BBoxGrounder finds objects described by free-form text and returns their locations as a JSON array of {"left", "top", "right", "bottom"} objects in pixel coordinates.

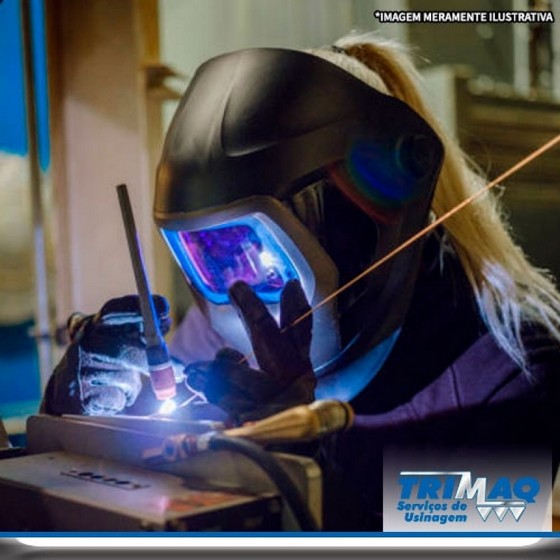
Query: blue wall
[
  {"left": 0, "top": 0, "right": 49, "bottom": 408},
  {"left": 0, "top": 321, "right": 40, "bottom": 405},
  {"left": 0, "top": 0, "right": 50, "bottom": 169}
]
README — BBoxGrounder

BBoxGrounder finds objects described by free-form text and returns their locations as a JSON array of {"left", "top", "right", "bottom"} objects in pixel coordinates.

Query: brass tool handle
[{"left": 223, "top": 400, "right": 354, "bottom": 444}]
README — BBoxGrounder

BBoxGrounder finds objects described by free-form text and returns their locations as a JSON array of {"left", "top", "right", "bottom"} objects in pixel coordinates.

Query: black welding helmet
[{"left": 154, "top": 48, "right": 443, "bottom": 401}]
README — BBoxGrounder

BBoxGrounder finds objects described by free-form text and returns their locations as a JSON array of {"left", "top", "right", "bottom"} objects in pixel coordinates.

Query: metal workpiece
[
  {"left": 9, "top": 413, "right": 322, "bottom": 531},
  {"left": 0, "top": 451, "right": 282, "bottom": 532}
]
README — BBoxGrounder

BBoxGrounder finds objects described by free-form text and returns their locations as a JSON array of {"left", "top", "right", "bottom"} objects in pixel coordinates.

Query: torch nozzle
[{"left": 145, "top": 341, "right": 177, "bottom": 400}]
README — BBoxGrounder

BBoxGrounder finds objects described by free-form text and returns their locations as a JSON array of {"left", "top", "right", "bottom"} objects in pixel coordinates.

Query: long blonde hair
[{"left": 309, "top": 34, "right": 560, "bottom": 369}]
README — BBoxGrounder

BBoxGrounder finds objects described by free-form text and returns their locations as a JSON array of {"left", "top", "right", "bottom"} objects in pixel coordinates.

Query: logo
[
  {"left": 383, "top": 447, "right": 551, "bottom": 532},
  {"left": 398, "top": 471, "right": 540, "bottom": 524}
]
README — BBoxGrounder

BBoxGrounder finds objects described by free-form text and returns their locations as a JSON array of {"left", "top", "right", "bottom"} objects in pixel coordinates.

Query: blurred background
[{"left": 0, "top": 0, "right": 559, "bottom": 437}]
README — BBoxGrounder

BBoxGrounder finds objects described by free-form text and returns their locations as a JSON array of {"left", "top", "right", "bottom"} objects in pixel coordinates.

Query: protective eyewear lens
[{"left": 163, "top": 216, "right": 299, "bottom": 304}]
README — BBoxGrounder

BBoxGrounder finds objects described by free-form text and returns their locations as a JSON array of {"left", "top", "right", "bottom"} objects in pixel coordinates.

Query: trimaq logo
[{"left": 398, "top": 471, "right": 540, "bottom": 523}]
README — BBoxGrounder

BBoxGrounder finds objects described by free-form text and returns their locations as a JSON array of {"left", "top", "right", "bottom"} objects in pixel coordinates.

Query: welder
[{"left": 42, "top": 34, "right": 560, "bottom": 530}]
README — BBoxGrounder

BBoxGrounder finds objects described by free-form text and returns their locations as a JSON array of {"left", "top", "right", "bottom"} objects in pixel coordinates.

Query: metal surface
[
  {"left": 23, "top": 414, "right": 322, "bottom": 529},
  {"left": 0, "top": 451, "right": 281, "bottom": 531}
]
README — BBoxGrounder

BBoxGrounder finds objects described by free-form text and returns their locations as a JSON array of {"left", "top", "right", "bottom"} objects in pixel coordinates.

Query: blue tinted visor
[{"left": 161, "top": 215, "right": 300, "bottom": 305}]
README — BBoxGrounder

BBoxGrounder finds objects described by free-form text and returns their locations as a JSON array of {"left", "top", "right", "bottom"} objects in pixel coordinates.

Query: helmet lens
[{"left": 163, "top": 216, "right": 299, "bottom": 304}]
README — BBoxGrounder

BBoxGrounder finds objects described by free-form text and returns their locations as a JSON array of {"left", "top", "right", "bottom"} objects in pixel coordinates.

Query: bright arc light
[
  {"left": 158, "top": 399, "right": 177, "bottom": 415},
  {"left": 259, "top": 250, "right": 276, "bottom": 267}
]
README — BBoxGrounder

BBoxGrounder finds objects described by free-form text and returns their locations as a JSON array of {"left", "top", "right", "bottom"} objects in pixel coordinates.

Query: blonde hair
[{"left": 308, "top": 33, "right": 560, "bottom": 369}]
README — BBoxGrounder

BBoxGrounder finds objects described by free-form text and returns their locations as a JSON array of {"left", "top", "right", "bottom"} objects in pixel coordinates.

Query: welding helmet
[{"left": 154, "top": 48, "right": 443, "bottom": 400}]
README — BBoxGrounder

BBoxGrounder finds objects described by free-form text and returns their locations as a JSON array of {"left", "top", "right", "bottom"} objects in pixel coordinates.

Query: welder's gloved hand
[
  {"left": 41, "top": 295, "right": 172, "bottom": 416},
  {"left": 185, "top": 280, "right": 316, "bottom": 424}
]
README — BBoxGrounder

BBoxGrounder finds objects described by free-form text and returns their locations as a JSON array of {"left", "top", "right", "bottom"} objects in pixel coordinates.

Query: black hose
[{"left": 208, "top": 434, "right": 319, "bottom": 532}]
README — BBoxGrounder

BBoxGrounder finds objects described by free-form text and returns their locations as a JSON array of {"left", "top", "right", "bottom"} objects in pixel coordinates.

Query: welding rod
[{"left": 116, "top": 184, "right": 176, "bottom": 401}]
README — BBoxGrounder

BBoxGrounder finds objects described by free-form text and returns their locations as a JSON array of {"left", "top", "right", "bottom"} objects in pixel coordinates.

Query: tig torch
[
  {"left": 143, "top": 400, "right": 354, "bottom": 464},
  {"left": 116, "top": 184, "right": 177, "bottom": 401}
]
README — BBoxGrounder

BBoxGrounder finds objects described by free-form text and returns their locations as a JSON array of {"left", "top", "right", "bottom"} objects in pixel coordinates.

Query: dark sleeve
[{"left": 352, "top": 331, "right": 559, "bottom": 447}]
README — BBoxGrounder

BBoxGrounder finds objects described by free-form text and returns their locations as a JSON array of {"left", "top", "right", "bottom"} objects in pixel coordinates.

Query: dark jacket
[{"left": 318, "top": 238, "right": 560, "bottom": 530}]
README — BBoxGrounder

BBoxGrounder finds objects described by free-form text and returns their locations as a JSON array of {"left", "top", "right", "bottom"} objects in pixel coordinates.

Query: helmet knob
[{"left": 396, "top": 134, "right": 434, "bottom": 178}]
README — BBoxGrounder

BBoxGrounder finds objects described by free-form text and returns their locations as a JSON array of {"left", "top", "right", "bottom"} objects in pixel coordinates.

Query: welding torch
[
  {"left": 143, "top": 399, "right": 354, "bottom": 464},
  {"left": 116, "top": 184, "right": 177, "bottom": 402},
  {"left": 141, "top": 400, "right": 353, "bottom": 533}
]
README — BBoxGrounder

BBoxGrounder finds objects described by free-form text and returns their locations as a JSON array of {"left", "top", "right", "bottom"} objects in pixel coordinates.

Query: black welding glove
[
  {"left": 41, "top": 295, "right": 173, "bottom": 416},
  {"left": 185, "top": 280, "right": 316, "bottom": 424}
]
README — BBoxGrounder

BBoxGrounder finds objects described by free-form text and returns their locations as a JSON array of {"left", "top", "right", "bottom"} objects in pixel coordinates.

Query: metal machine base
[{"left": 0, "top": 414, "right": 321, "bottom": 532}]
